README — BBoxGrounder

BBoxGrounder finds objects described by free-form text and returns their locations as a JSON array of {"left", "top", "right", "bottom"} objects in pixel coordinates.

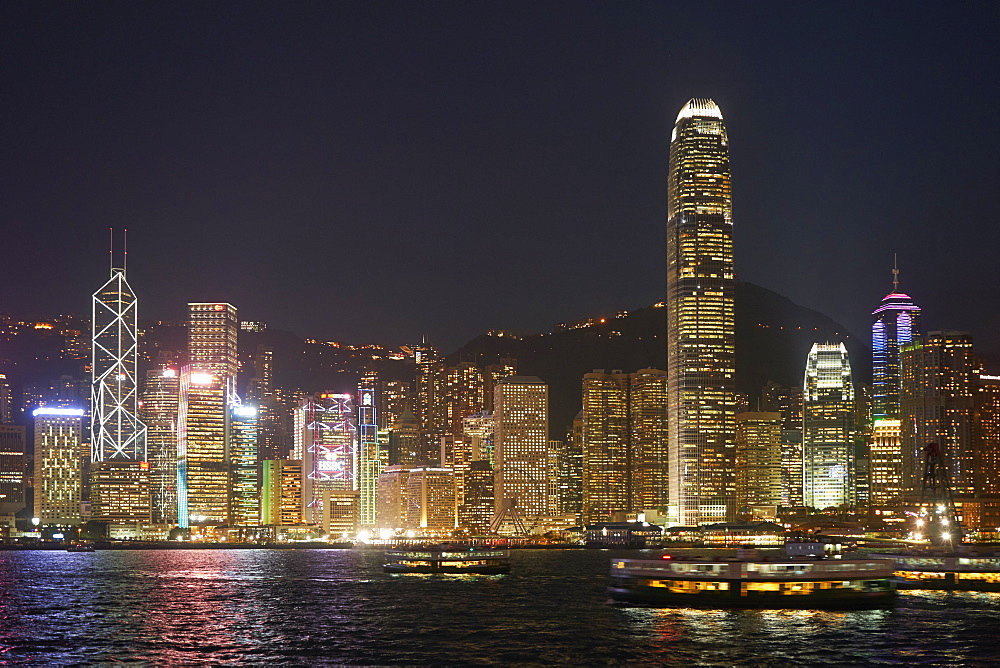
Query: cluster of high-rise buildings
[{"left": 2, "top": 98, "right": 999, "bottom": 542}]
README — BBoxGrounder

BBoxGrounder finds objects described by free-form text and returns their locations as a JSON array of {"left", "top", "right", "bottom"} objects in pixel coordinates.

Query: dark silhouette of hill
[{"left": 448, "top": 281, "right": 867, "bottom": 438}]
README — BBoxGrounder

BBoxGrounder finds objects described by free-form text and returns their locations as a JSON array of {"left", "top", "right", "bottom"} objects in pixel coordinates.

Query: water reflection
[{"left": 0, "top": 550, "right": 997, "bottom": 664}]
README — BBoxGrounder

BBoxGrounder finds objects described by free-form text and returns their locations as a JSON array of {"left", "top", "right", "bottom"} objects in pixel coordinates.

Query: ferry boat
[
  {"left": 870, "top": 552, "right": 1000, "bottom": 591},
  {"left": 608, "top": 554, "right": 896, "bottom": 608},
  {"left": 383, "top": 545, "right": 511, "bottom": 574}
]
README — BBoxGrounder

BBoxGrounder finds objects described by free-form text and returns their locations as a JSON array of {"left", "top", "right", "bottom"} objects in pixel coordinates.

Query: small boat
[
  {"left": 870, "top": 551, "right": 1000, "bottom": 591},
  {"left": 608, "top": 553, "right": 896, "bottom": 609},
  {"left": 66, "top": 544, "right": 96, "bottom": 553},
  {"left": 383, "top": 544, "right": 511, "bottom": 574}
]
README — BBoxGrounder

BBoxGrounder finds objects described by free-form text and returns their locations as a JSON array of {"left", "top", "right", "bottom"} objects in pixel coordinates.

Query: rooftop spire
[{"left": 892, "top": 253, "right": 900, "bottom": 293}]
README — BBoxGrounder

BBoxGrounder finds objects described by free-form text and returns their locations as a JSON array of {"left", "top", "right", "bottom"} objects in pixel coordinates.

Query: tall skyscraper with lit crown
[
  {"left": 666, "top": 98, "right": 736, "bottom": 525},
  {"left": 870, "top": 263, "right": 921, "bottom": 508},
  {"left": 803, "top": 343, "right": 855, "bottom": 509},
  {"left": 91, "top": 240, "right": 148, "bottom": 524}
]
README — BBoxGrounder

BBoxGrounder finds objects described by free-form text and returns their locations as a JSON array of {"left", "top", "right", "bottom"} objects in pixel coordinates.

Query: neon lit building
[
  {"left": 177, "top": 368, "right": 227, "bottom": 526},
  {"left": 666, "top": 98, "right": 736, "bottom": 525},
  {"left": 299, "top": 394, "right": 357, "bottom": 524},
  {"left": 33, "top": 408, "right": 85, "bottom": 524},
  {"left": 493, "top": 376, "right": 549, "bottom": 525},
  {"left": 357, "top": 386, "right": 380, "bottom": 527},
  {"left": 871, "top": 268, "right": 921, "bottom": 420},
  {"left": 92, "top": 261, "right": 146, "bottom": 463},
  {"left": 802, "top": 343, "right": 855, "bottom": 509},
  {"left": 140, "top": 367, "right": 179, "bottom": 524},
  {"left": 229, "top": 405, "right": 259, "bottom": 526}
]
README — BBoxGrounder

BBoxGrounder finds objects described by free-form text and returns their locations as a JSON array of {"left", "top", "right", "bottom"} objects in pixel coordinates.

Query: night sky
[{"left": 4, "top": 3, "right": 999, "bottom": 360}]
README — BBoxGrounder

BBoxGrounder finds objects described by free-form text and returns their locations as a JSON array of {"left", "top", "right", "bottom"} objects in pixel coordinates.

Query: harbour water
[{"left": 1, "top": 548, "right": 998, "bottom": 664}]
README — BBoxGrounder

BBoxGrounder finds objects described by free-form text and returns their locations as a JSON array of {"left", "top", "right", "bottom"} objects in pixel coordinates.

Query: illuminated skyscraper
[
  {"left": 442, "top": 363, "right": 485, "bottom": 437},
  {"left": 229, "top": 405, "right": 259, "bottom": 526},
  {"left": 177, "top": 367, "right": 227, "bottom": 527},
  {"left": 630, "top": 369, "right": 669, "bottom": 511},
  {"left": 0, "top": 375, "right": 13, "bottom": 424},
  {"left": 92, "top": 259, "right": 145, "bottom": 463},
  {"left": 493, "top": 376, "right": 549, "bottom": 525},
  {"left": 976, "top": 374, "right": 1000, "bottom": 496},
  {"left": 357, "top": 386, "right": 381, "bottom": 527},
  {"left": 666, "top": 98, "right": 736, "bottom": 525},
  {"left": 872, "top": 265, "right": 921, "bottom": 420},
  {"left": 869, "top": 265, "right": 921, "bottom": 509},
  {"left": 802, "top": 343, "right": 855, "bottom": 509},
  {"left": 33, "top": 407, "right": 85, "bottom": 525},
  {"left": 261, "top": 459, "right": 303, "bottom": 525},
  {"left": 91, "top": 249, "right": 148, "bottom": 523},
  {"left": 299, "top": 393, "right": 357, "bottom": 524},
  {"left": 735, "top": 412, "right": 783, "bottom": 510},
  {"left": 462, "top": 411, "right": 495, "bottom": 465},
  {"left": 0, "top": 425, "right": 26, "bottom": 518},
  {"left": 901, "top": 332, "right": 977, "bottom": 495},
  {"left": 581, "top": 369, "right": 669, "bottom": 522},
  {"left": 388, "top": 406, "right": 420, "bottom": 465},
  {"left": 761, "top": 382, "right": 804, "bottom": 507},
  {"left": 188, "top": 303, "right": 238, "bottom": 399},
  {"left": 460, "top": 460, "right": 495, "bottom": 533},
  {"left": 140, "top": 367, "right": 179, "bottom": 524},
  {"left": 581, "top": 371, "right": 630, "bottom": 522}
]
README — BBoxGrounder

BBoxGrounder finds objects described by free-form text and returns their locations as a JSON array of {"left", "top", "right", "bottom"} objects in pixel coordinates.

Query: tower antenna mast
[{"left": 892, "top": 253, "right": 900, "bottom": 293}]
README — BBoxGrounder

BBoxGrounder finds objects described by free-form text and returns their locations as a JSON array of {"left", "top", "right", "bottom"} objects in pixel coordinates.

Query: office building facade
[{"left": 666, "top": 98, "right": 736, "bottom": 525}]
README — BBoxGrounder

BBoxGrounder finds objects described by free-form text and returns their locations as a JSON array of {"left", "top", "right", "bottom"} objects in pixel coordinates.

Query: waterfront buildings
[
  {"left": 376, "top": 464, "right": 457, "bottom": 532},
  {"left": 901, "top": 331, "right": 977, "bottom": 495},
  {"left": 665, "top": 98, "right": 736, "bottom": 526},
  {"left": 630, "top": 369, "right": 670, "bottom": 511},
  {"left": 357, "top": 385, "right": 382, "bottom": 527},
  {"left": 261, "top": 459, "right": 303, "bottom": 525},
  {"left": 177, "top": 368, "right": 227, "bottom": 526},
  {"left": 493, "top": 376, "right": 549, "bottom": 527},
  {"left": 802, "top": 343, "right": 855, "bottom": 509},
  {"left": 0, "top": 424, "right": 26, "bottom": 519},
  {"left": 33, "top": 408, "right": 85, "bottom": 525},
  {"left": 580, "top": 369, "right": 668, "bottom": 523},
  {"left": 140, "top": 367, "right": 179, "bottom": 524},
  {"left": 734, "top": 412, "right": 783, "bottom": 512},
  {"left": 229, "top": 405, "right": 259, "bottom": 526},
  {"left": 581, "top": 371, "right": 629, "bottom": 522},
  {"left": 460, "top": 460, "right": 495, "bottom": 533}
]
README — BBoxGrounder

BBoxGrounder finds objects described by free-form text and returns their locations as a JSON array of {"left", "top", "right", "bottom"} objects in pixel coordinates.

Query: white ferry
[
  {"left": 608, "top": 554, "right": 896, "bottom": 608},
  {"left": 870, "top": 552, "right": 1000, "bottom": 591},
  {"left": 383, "top": 545, "right": 511, "bottom": 574}
]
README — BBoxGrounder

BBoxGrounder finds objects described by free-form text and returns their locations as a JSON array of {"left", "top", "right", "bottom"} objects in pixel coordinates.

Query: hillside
[{"left": 448, "top": 281, "right": 867, "bottom": 438}]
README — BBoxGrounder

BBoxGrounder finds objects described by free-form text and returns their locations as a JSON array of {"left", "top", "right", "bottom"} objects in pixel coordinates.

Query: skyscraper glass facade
[
  {"left": 666, "top": 98, "right": 735, "bottom": 525},
  {"left": 802, "top": 343, "right": 855, "bottom": 509}
]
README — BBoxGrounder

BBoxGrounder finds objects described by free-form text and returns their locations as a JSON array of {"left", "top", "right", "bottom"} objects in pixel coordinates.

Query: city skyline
[{"left": 2, "top": 4, "right": 999, "bottom": 358}]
